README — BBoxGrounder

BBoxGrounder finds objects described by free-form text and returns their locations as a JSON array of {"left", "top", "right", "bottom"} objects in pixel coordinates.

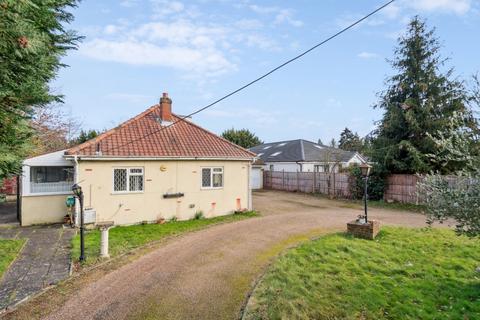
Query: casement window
[
  {"left": 113, "top": 168, "right": 144, "bottom": 193},
  {"left": 201, "top": 167, "right": 223, "bottom": 189}
]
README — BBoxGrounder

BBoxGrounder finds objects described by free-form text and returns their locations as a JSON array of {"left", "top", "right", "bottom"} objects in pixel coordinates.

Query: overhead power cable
[{"left": 103, "top": 0, "right": 396, "bottom": 153}]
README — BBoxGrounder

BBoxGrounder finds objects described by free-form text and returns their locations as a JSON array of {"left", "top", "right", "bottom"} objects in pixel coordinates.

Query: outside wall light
[
  {"left": 359, "top": 163, "right": 372, "bottom": 223},
  {"left": 72, "top": 183, "right": 85, "bottom": 262}
]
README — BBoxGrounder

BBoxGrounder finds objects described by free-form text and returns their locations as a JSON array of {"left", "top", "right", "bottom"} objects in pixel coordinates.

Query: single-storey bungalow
[
  {"left": 250, "top": 139, "right": 367, "bottom": 173},
  {"left": 20, "top": 93, "right": 255, "bottom": 226}
]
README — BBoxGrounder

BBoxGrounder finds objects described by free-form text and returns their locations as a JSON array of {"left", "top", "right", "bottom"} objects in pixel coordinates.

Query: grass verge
[
  {"left": 72, "top": 211, "right": 259, "bottom": 266},
  {"left": 0, "top": 239, "right": 26, "bottom": 280},
  {"left": 338, "top": 198, "right": 426, "bottom": 213},
  {"left": 243, "top": 227, "right": 480, "bottom": 320}
]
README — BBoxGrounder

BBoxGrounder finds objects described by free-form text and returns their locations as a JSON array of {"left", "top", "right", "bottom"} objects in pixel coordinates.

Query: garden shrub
[
  {"left": 418, "top": 172, "right": 480, "bottom": 237},
  {"left": 348, "top": 165, "right": 386, "bottom": 201},
  {"left": 193, "top": 211, "right": 204, "bottom": 220}
]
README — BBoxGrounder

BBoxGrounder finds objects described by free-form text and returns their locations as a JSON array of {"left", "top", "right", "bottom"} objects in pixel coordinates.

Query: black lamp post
[
  {"left": 72, "top": 183, "right": 85, "bottom": 262},
  {"left": 359, "top": 163, "right": 372, "bottom": 223}
]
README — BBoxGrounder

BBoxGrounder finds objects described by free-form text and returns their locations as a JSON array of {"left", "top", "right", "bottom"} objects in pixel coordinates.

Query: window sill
[
  {"left": 111, "top": 191, "right": 144, "bottom": 195},
  {"left": 200, "top": 187, "right": 224, "bottom": 190},
  {"left": 23, "top": 191, "right": 73, "bottom": 197}
]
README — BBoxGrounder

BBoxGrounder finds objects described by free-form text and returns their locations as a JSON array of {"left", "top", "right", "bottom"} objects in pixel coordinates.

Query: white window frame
[
  {"left": 201, "top": 167, "right": 224, "bottom": 190},
  {"left": 112, "top": 167, "right": 144, "bottom": 194}
]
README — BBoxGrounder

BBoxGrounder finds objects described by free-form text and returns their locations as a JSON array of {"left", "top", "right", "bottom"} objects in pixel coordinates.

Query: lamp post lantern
[
  {"left": 359, "top": 163, "right": 372, "bottom": 223},
  {"left": 72, "top": 183, "right": 85, "bottom": 261}
]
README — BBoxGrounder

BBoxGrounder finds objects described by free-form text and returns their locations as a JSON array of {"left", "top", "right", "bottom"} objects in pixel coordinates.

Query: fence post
[
  {"left": 282, "top": 170, "right": 285, "bottom": 190},
  {"left": 297, "top": 170, "right": 300, "bottom": 192},
  {"left": 313, "top": 171, "right": 316, "bottom": 193},
  {"left": 333, "top": 171, "right": 336, "bottom": 198}
]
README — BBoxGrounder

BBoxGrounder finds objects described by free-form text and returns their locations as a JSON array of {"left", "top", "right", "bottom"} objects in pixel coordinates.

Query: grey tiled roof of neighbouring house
[{"left": 249, "top": 139, "right": 361, "bottom": 163}]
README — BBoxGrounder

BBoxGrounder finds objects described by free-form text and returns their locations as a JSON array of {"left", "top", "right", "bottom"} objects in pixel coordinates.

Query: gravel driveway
[{"left": 13, "top": 191, "right": 432, "bottom": 320}]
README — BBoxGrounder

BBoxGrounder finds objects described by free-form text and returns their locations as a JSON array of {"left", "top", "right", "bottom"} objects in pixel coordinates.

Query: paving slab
[{"left": 0, "top": 225, "right": 74, "bottom": 310}]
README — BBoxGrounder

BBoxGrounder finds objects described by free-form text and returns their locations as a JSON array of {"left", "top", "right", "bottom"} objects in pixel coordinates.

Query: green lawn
[
  {"left": 339, "top": 199, "right": 426, "bottom": 213},
  {"left": 244, "top": 227, "right": 480, "bottom": 320},
  {"left": 0, "top": 239, "right": 25, "bottom": 280},
  {"left": 72, "top": 211, "right": 258, "bottom": 266}
]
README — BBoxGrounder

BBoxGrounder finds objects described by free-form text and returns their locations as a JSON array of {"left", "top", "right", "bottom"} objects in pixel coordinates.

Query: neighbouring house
[
  {"left": 20, "top": 93, "right": 255, "bottom": 226},
  {"left": 250, "top": 139, "right": 367, "bottom": 173}
]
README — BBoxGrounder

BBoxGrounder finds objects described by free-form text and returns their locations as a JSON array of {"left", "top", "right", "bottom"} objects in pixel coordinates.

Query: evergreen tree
[
  {"left": 371, "top": 17, "right": 475, "bottom": 174},
  {"left": 338, "top": 127, "right": 363, "bottom": 152},
  {"left": 221, "top": 128, "right": 263, "bottom": 149},
  {"left": 71, "top": 129, "right": 101, "bottom": 145},
  {"left": 329, "top": 138, "right": 337, "bottom": 148},
  {"left": 0, "top": 1, "right": 81, "bottom": 178}
]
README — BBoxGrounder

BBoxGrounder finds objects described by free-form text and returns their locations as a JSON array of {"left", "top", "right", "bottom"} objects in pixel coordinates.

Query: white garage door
[{"left": 250, "top": 167, "right": 263, "bottom": 190}]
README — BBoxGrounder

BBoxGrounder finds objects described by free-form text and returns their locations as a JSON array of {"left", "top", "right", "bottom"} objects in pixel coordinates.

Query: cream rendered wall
[
  {"left": 21, "top": 194, "right": 70, "bottom": 226},
  {"left": 77, "top": 160, "right": 251, "bottom": 226}
]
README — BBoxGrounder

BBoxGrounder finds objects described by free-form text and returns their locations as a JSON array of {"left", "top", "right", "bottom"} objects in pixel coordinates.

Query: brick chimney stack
[{"left": 159, "top": 92, "right": 172, "bottom": 122}]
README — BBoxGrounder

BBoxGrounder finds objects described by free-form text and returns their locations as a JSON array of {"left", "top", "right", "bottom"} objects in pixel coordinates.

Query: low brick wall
[{"left": 347, "top": 220, "right": 380, "bottom": 240}]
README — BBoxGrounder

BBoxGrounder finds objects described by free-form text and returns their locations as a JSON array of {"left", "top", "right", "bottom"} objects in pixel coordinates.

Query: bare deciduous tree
[{"left": 30, "top": 104, "right": 81, "bottom": 156}]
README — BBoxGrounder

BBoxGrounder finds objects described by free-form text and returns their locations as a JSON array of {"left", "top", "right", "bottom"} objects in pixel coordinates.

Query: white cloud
[
  {"left": 81, "top": 39, "right": 236, "bottom": 77},
  {"left": 243, "top": 34, "right": 280, "bottom": 51},
  {"left": 249, "top": 4, "right": 304, "bottom": 27},
  {"left": 357, "top": 52, "right": 380, "bottom": 59},
  {"left": 150, "top": 0, "right": 185, "bottom": 17},
  {"left": 80, "top": 18, "right": 238, "bottom": 78},
  {"left": 234, "top": 19, "right": 263, "bottom": 30},
  {"left": 274, "top": 9, "right": 304, "bottom": 27},
  {"left": 104, "top": 24, "right": 119, "bottom": 35},
  {"left": 382, "top": 3, "right": 401, "bottom": 19},
  {"left": 249, "top": 4, "right": 277, "bottom": 14},
  {"left": 336, "top": 0, "right": 471, "bottom": 31},
  {"left": 120, "top": 0, "right": 139, "bottom": 8},
  {"left": 80, "top": 1, "right": 293, "bottom": 79},
  {"left": 406, "top": 0, "right": 471, "bottom": 15}
]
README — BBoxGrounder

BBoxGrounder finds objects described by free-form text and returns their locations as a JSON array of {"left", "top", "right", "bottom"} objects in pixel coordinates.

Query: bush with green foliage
[
  {"left": 419, "top": 174, "right": 479, "bottom": 237},
  {"left": 348, "top": 165, "right": 386, "bottom": 201},
  {"left": 221, "top": 128, "right": 263, "bottom": 149},
  {"left": 418, "top": 112, "right": 480, "bottom": 237},
  {"left": 193, "top": 211, "right": 204, "bottom": 220}
]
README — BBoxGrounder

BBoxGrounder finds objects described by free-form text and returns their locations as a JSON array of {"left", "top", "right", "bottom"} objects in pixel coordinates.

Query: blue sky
[{"left": 55, "top": 0, "right": 480, "bottom": 144}]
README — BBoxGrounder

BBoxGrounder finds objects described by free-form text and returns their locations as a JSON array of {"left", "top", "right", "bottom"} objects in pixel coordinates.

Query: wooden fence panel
[
  {"left": 263, "top": 170, "right": 353, "bottom": 198},
  {"left": 262, "top": 171, "right": 465, "bottom": 204},
  {"left": 383, "top": 174, "right": 423, "bottom": 204}
]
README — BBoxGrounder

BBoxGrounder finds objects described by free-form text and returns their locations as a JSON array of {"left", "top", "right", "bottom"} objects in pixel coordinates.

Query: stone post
[
  {"left": 100, "top": 227, "right": 110, "bottom": 258},
  {"left": 97, "top": 221, "right": 114, "bottom": 258}
]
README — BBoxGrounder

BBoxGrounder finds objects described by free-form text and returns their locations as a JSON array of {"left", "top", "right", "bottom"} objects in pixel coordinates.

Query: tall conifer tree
[
  {"left": 371, "top": 17, "right": 475, "bottom": 174},
  {"left": 0, "top": 0, "right": 81, "bottom": 178}
]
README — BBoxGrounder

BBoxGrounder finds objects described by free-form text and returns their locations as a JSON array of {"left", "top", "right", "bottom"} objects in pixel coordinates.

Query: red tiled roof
[{"left": 66, "top": 104, "right": 255, "bottom": 159}]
